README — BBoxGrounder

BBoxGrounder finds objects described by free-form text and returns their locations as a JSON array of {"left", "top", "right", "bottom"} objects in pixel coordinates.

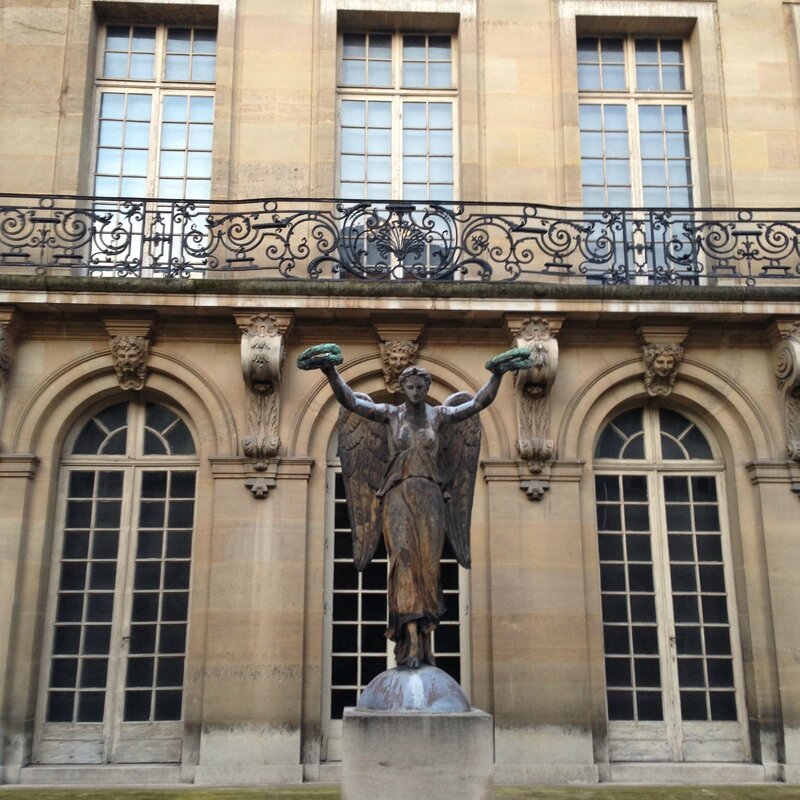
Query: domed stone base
[
  {"left": 343, "top": 667, "right": 493, "bottom": 800},
  {"left": 357, "top": 665, "right": 471, "bottom": 713}
]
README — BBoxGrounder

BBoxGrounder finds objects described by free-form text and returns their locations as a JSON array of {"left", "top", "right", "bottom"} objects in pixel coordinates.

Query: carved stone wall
[
  {"left": 506, "top": 315, "right": 563, "bottom": 499},
  {"left": 237, "top": 312, "right": 293, "bottom": 492}
]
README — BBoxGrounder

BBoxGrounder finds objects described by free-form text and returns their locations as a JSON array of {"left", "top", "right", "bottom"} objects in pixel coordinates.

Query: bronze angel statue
[{"left": 298, "top": 344, "right": 533, "bottom": 668}]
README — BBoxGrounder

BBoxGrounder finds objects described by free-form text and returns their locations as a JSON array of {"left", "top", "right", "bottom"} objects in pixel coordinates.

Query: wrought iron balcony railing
[{"left": 2, "top": 194, "right": 800, "bottom": 286}]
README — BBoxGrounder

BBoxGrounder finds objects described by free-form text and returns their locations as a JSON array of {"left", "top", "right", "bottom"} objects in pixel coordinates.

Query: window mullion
[
  {"left": 393, "top": 95, "right": 403, "bottom": 198},
  {"left": 102, "top": 464, "right": 137, "bottom": 759},
  {"left": 650, "top": 469, "right": 683, "bottom": 760}
]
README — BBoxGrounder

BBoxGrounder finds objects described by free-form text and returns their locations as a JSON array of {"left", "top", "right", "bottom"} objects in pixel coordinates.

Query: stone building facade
[{"left": 1, "top": 0, "right": 800, "bottom": 787}]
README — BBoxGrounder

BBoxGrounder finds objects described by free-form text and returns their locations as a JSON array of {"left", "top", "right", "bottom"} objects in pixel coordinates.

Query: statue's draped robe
[{"left": 377, "top": 411, "right": 446, "bottom": 662}]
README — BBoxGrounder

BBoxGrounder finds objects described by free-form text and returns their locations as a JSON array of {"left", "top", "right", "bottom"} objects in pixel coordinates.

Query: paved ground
[{"left": 1, "top": 787, "right": 800, "bottom": 799}]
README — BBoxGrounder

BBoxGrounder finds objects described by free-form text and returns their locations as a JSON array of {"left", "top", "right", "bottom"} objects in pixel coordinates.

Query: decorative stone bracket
[
  {"left": 638, "top": 324, "right": 689, "bottom": 397},
  {"left": 0, "top": 307, "right": 17, "bottom": 390},
  {"left": 505, "top": 315, "right": 563, "bottom": 500},
  {"left": 373, "top": 321, "right": 425, "bottom": 394},
  {"left": 236, "top": 312, "right": 293, "bottom": 496},
  {"left": 0, "top": 307, "right": 19, "bottom": 453},
  {"left": 772, "top": 320, "right": 800, "bottom": 463},
  {"left": 103, "top": 318, "right": 154, "bottom": 391}
]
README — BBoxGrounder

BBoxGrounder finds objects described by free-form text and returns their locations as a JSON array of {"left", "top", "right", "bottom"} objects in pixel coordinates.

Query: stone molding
[
  {"left": 103, "top": 318, "right": 154, "bottom": 392},
  {"left": 746, "top": 460, "right": 800, "bottom": 498},
  {"left": 505, "top": 315, "right": 564, "bottom": 500},
  {"left": 771, "top": 320, "right": 800, "bottom": 462},
  {"left": 0, "top": 454, "right": 40, "bottom": 479},
  {"left": 235, "top": 312, "right": 294, "bottom": 495},
  {"left": 209, "top": 455, "right": 314, "bottom": 499},
  {"left": 374, "top": 321, "right": 425, "bottom": 394},
  {"left": 482, "top": 458, "right": 584, "bottom": 501}
]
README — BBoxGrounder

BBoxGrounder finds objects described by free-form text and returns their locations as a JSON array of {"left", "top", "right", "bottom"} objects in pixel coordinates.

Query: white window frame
[
  {"left": 336, "top": 30, "right": 459, "bottom": 202},
  {"left": 33, "top": 399, "right": 199, "bottom": 765},
  {"left": 593, "top": 405, "right": 750, "bottom": 763},
  {"left": 92, "top": 24, "right": 216, "bottom": 200},
  {"left": 577, "top": 35, "right": 697, "bottom": 209},
  {"left": 577, "top": 35, "right": 700, "bottom": 283}
]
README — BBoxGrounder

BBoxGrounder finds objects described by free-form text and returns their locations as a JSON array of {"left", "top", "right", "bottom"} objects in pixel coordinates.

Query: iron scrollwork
[{"left": 3, "top": 194, "right": 800, "bottom": 285}]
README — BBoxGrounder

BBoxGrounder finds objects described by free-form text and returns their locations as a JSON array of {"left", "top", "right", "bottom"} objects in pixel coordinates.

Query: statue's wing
[
  {"left": 439, "top": 391, "right": 481, "bottom": 568},
  {"left": 338, "top": 394, "right": 390, "bottom": 571}
]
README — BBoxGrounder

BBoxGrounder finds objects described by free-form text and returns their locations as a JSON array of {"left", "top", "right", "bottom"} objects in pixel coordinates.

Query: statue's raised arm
[{"left": 297, "top": 343, "right": 533, "bottom": 668}]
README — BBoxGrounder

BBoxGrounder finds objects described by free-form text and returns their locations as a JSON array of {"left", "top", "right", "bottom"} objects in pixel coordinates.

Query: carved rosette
[
  {"left": 110, "top": 335, "right": 149, "bottom": 391},
  {"left": 773, "top": 322, "right": 800, "bottom": 462},
  {"left": 380, "top": 340, "right": 419, "bottom": 393},
  {"left": 642, "top": 343, "right": 683, "bottom": 397},
  {"left": 507, "top": 316, "right": 563, "bottom": 500},
  {"left": 238, "top": 312, "right": 292, "bottom": 492}
]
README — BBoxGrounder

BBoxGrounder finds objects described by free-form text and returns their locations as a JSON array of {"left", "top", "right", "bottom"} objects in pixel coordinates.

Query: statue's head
[{"left": 398, "top": 365, "right": 432, "bottom": 404}]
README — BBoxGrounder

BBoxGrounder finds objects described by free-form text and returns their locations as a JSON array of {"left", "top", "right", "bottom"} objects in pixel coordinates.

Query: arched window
[
  {"left": 35, "top": 399, "right": 197, "bottom": 765},
  {"left": 594, "top": 405, "right": 749, "bottom": 762},
  {"left": 321, "top": 441, "right": 467, "bottom": 761}
]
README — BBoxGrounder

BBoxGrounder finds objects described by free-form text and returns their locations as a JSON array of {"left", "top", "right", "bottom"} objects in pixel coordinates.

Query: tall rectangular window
[
  {"left": 337, "top": 32, "right": 456, "bottom": 202},
  {"left": 94, "top": 25, "right": 216, "bottom": 200},
  {"left": 577, "top": 36, "right": 693, "bottom": 209}
]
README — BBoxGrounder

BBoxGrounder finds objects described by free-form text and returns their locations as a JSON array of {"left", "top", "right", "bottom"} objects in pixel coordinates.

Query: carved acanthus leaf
[{"left": 242, "top": 388, "right": 281, "bottom": 468}]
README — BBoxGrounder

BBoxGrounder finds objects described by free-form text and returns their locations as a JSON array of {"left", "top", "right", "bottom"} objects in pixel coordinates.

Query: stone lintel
[
  {"left": 372, "top": 319, "right": 426, "bottom": 343},
  {"left": 637, "top": 322, "right": 691, "bottom": 345},
  {"left": 102, "top": 317, "right": 155, "bottom": 339},
  {"left": 0, "top": 454, "right": 40, "bottom": 478}
]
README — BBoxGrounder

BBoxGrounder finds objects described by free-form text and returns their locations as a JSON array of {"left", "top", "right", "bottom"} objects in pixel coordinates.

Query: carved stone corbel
[
  {"left": 374, "top": 321, "right": 425, "bottom": 394},
  {"left": 0, "top": 308, "right": 17, "bottom": 390},
  {"left": 103, "top": 318, "right": 154, "bottom": 391},
  {"left": 236, "top": 312, "right": 293, "bottom": 494},
  {"left": 638, "top": 324, "right": 689, "bottom": 397},
  {"left": 505, "top": 315, "right": 564, "bottom": 500},
  {"left": 772, "top": 320, "right": 800, "bottom": 462}
]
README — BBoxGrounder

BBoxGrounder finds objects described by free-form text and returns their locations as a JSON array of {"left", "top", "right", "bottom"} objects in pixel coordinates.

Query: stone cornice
[{"left": 1, "top": 274, "right": 799, "bottom": 311}]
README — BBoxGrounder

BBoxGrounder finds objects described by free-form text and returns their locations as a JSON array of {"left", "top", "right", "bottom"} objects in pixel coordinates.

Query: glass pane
[
  {"left": 601, "top": 65, "right": 625, "bottom": 90},
  {"left": 165, "top": 55, "right": 190, "bottom": 81},
  {"left": 403, "top": 62, "right": 426, "bottom": 88}
]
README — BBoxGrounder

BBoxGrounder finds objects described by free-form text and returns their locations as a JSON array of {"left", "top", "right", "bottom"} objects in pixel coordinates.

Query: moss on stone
[{"left": 1, "top": 272, "right": 799, "bottom": 304}]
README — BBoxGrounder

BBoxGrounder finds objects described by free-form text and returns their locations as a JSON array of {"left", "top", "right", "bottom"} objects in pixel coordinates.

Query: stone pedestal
[
  {"left": 342, "top": 666, "right": 494, "bottom": 800},
  {"left": 342, "top": 708, "right": 494, "bottom": 800}
]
